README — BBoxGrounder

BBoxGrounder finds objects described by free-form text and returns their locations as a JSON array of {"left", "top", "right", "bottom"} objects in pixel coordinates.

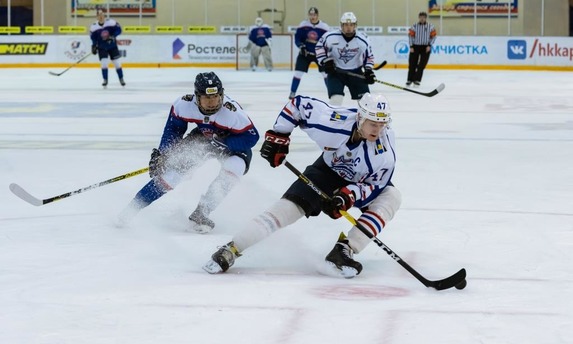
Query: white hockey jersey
[
  {"left": 159, "top": 94, "right": 258, "bottom": 152},
  {"left": 315, "top": 30, "right": 374, "bottom": 71},
  {"left": 274, "top": 96, "right": 396, "bottom": 206}
]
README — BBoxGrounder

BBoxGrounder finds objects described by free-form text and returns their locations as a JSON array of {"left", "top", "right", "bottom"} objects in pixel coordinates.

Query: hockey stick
[
  {"left": 336, "top": 68, "right": 445, "bottom": 97},
  {"left": 283, "top": 160, "right": 466, "bottom": 291},
  {"left": 48, "top": 54, "right": 91, "bottom": 76},
  {"left": 9, "top": 167, "right": 149, "bottom": 206},
  {"left": 373, "top": 60, "right": 387, "bottom": 70}
]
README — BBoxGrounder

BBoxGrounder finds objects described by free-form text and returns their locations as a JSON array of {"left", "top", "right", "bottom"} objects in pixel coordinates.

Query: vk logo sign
[{"left": 507, "top": 40, "right": 527, "bottom": 60}]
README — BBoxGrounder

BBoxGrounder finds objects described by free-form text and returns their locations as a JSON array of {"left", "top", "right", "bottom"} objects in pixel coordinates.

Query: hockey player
[
  {"left": 288, "top": 7, "right": 330, "bottom": 99},
  {"left": 117, "top": 72, "right": 260, "bottom": 233},
  {"left": 203, "top": 93, "right": 401, "bottom": 278},
  {"left": 247, "top": 17, "right": 273, "bottom": 71},
  {"left": 89, "top": 9, "right": 125, "bottom": 87},
  {"left": 315, "top": 12, "right": 375, "bottom": 106}
]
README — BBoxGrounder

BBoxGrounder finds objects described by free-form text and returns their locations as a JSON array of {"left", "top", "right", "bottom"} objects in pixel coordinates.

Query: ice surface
[{"left": 1, "top": 66, "right": 572, "bottom": 344}]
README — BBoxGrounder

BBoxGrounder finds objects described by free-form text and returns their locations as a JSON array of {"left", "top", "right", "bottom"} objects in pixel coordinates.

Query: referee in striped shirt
[{"left": 407, "top": 11, "right": 437, "bottom": 86}]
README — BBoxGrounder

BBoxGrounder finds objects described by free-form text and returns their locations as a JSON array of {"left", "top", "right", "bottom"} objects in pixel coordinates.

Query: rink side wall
[{"left": 1, "top": 35, "right": 572, "bottom": 71}]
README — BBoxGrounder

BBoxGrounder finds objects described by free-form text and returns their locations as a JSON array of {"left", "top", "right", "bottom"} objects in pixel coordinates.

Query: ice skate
[
  {"left": 188, "top": 204, "right": 215, "bottom": 234},
  {"left": 102, "top": 79, "right": 108, "bottom": 87},
  {"left": 119, "top": 78, "right": 126, "bottom": 86},
  {"left": 413, "top": 81, "right": 420, "bottom": 87},
  {"left": 405, "top": 81, "right": 412, "bottom": 86},
  {"left": 289, "top": 92, "right": 296, "bottom": 100},
  {"left": 323, "top": 232, "right": 363, "bottom": 278},
  {"left": 202, "top": 241, "right": 241, "bottom": 273}
]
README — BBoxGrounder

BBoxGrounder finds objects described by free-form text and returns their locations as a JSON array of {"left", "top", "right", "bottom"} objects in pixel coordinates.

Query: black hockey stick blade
[
  {"left": 427, "top": 268, "right": 467, "bottom": 290},
  {"left": 373, "top": 60, "right": 387, "bottom": 70}
]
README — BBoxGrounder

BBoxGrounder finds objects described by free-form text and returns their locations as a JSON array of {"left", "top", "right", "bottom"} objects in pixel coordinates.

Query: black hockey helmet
[
  {"left": 194, "top": 72, "right": 224, "bottom": 115},
  {"left": 194, "top": 71, "right": 223, "bottom": 97}
]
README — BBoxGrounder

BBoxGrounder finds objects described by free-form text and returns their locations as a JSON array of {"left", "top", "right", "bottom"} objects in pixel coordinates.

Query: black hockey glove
[
  {"left": 364, "top": 68, "right": 376, "bottom": 85},
  {"left": 149, "top": 148, "right": 166, "bottom": 178},
  {"left": 260, "top": 130, "right": 290, "bottom": 168},
  {"left": 322, "top": 186, "right": 356, "bottom": 219},
  {"left": 322, "top": 58, "right": 336, "bottom": 75},
  {"left": 299, "top": 44, "right": 308, "bottom": 57},
  {"left": 91, "top": 45, "right": 97, "bottom": 55}
]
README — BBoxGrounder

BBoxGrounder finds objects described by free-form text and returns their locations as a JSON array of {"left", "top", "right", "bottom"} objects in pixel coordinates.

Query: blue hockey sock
[
  {"left": 134, "top": 179, "right": 167, "bottom": 205},
  {"left": 290, "top": 77, "right": 301, "bottom": 93},
  {"left": 102, "top": 68, "right": 109, "bottom": 80},
  {"left": 116, "top": 68, "right": 124, "bottom": 79}
]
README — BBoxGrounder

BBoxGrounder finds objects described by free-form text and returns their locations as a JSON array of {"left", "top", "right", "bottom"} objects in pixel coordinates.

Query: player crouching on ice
[
  {"left": 117, "top": 72, "right": 259, "bottom": 233},
  {"left": 203, "top": 93, "right": 401, "bottom": 278}
]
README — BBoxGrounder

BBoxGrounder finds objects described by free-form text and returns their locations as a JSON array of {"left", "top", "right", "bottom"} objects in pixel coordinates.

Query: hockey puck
[{"left": 455, "top": 280, "right": 467, "bottom": 290}]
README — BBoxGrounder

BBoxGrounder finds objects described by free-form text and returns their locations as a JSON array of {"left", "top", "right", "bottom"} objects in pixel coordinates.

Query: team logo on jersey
[
  {"left": 331, "top": 153, "right": 356, "bottom": 179},
  {"left": 306, "top": 30, "right": 319, "bottom": 44},
  {"left": 337, "top": 46, "right": 359, "bottom": 63}
]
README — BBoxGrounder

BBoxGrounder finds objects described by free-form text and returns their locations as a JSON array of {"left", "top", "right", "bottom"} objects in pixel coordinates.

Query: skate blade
[
  {"left": 189, "top": 223, "right": 214, "bottom": 234},
  {"left": 320, "top": 261, "right": 358, "bottom": 279},
  {"left": 202, "top": 259, "right": 223, "bottom": 274}
]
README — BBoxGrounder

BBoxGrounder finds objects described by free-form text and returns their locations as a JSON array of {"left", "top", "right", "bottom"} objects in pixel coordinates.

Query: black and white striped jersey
[{"left": 408, "top": 22, "right": 437, "bottom": 46}]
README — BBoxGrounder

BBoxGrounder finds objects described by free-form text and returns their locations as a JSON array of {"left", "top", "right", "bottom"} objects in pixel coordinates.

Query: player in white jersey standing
[
  {"left": 288, "top": 7, "right": 330, "bottom": 99},
  {"left": 117, "top": 72, "right": 260, "bottom": 233},
  {"left": 89, "top": 9, "right": 125, "bottom": 87},
  {"left": 315, "top": 12, "right": 376, "bottom": 106},
  {"left": 203, "top": 93, "right": 402, "bottom": 278}
]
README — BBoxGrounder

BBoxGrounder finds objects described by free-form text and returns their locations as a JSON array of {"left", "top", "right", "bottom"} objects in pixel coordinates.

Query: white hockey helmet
[
  {"left": 255, "top": 17, "right": 264, "bottom": 26},
  {"left": 357, "top": 93, "right": 392, "bottom": 128},
  {"left": 340, "top": 12, "right": 357, "bottom": 24}
]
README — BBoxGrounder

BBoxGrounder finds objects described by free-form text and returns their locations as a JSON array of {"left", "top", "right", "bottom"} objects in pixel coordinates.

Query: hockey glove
[
  {"left": 149, "top": 148, "right": 166, "bottom": 178},
  {"left": 322, "top": 58, "right": 336, "bottom": 75},
  {"left": 322, "top": 186, "right": 356, "bottom": 219},
  {"left": 260, "top": 130, "right": 290, "bottom": 168},
  {"left": 364, "top": 68, "right": 376, "bottom": 85},
  {"left": 299, "top": 44, "right": 308, "bottom": 57},
  {"left": 208, "top": 134, "right": 231, "bottom": 158},
  {"left": 91, "top": 45, "right": 97, "bottom": 55}
]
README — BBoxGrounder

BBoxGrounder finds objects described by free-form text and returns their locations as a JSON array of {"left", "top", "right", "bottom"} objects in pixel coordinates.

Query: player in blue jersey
[
  {"left": 203, "top": 93, "right": 402, "bottom": 278},
  {"left": 288, "top": 7, "right": 330, "bottom": 99},
  {"left": 117, "top": 72, "right": 260, "bottom": 233},
  {"left": 246, "top": 17, "right": 273, "bottom": 71},
  {"left": 89, "top": 9, "right": 125, "bottom": 87}
]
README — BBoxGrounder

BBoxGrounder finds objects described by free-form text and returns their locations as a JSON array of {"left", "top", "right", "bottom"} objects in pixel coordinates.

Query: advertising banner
[
  {"left": 0, "top": 35, "right": 572, "bottom": 69},
  {"left": 71, "top": 0, "right": 156, "bottom": 17},
  {"left": 428, "top": 0, "right": 518, "bottom": 17}
]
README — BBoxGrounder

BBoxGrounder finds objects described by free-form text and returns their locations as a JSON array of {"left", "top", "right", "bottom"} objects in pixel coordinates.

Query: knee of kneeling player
[{"left": 222, "top": 155, "right": 248, "bottom": 176}]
